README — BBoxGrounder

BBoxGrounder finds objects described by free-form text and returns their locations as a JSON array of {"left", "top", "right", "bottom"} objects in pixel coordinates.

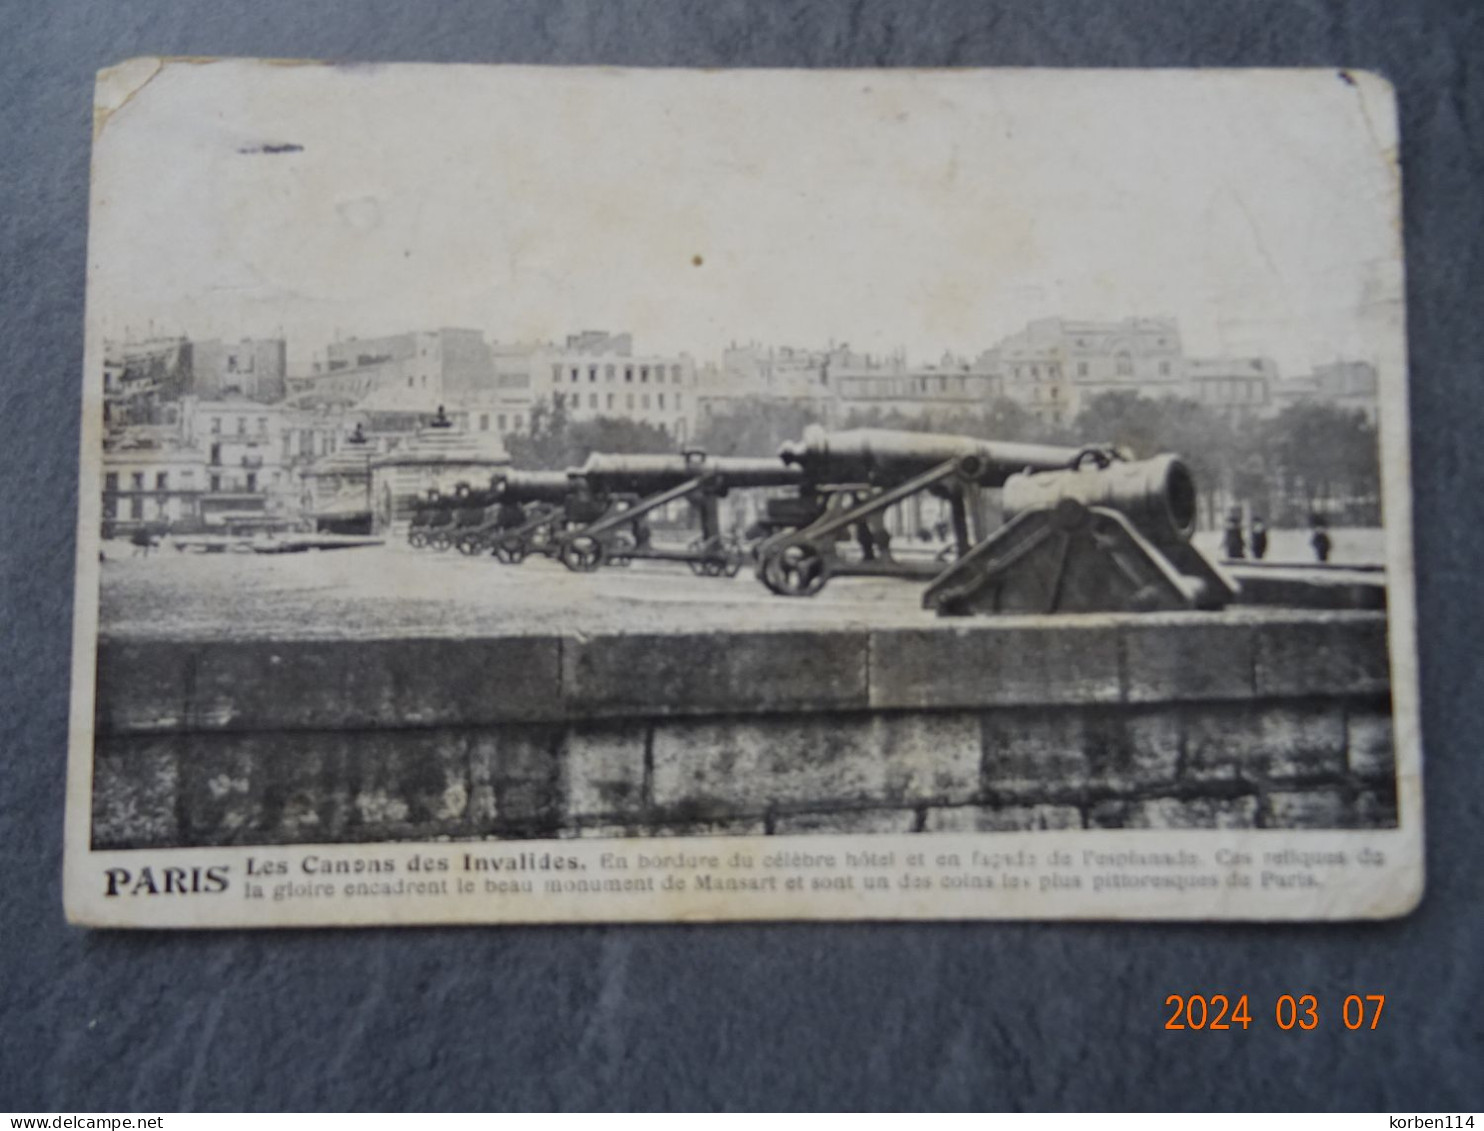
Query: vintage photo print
[{"left": 66, "top": 60, "right": 1421, "bottom": 926}]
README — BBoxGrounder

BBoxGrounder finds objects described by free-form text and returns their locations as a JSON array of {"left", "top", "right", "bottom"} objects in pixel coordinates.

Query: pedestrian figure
[
  {"left": 1222, "top": 515, "right": 1246, "bottom": 560},
  {"left": 1310, "top": 515, "right": 1332, "bottom": 563},
  {"left": 1250, "top": 518, "right": 1268, "bottom": 561}
]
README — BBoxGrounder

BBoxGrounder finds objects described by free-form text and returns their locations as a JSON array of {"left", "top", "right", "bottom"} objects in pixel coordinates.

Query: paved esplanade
[{"left": 98, "top": 527, "right": 1384, "bottom": 641}]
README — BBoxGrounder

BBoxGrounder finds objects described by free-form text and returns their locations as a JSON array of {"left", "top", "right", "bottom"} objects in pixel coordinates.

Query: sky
[{"left": 88, "top": 60, "right": 1406, "bottom": 381}]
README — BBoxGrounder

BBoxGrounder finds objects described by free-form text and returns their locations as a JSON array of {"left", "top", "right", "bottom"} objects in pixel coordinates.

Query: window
[
  {"left": 156, "top": 472, "right": 168, "bottom": 490},
  {"left": 1050, "top": 364, "right": 1061, "bottom": 379},
  {"left": 589, "top": 367, "right": 598, "bottom": 383},
  {"left": 246, "top": 472, "right": 258, "bottom": 492},
  {"left": 554, "top": 393, "right": 564, "bottom": 408},
  {"left": 1031, "top": 365, "right": 1040, "bottom": 379},
  {"left": 497, "top": 414, "right": 507, "bottom": 431},
  {"left": 131, "top": 472, "right": 144, "bottom": 490},
  {"left": 130, "top": 498, "right": 144, "bottom": 520},
  {"left": 237, "top": 418, "right": 246, "bottom": 435},
  {"left": 626, "top": 394, "right": 635, "bottom": 410},
  {"left": 606, "top": 365, "right": 615, "bottom": 381},
  {"left": 1078, "top": 362, "right": 1088, "bottom": 377},
  {"left": 479, "top": 413, "right": 489, "bottom": 431},
  {"left": 1050, "top": 387, "right": 1059, "bottom": 401},
  {"left": 606, "top": 394, "right": 614, "bottom": 410},
  {"left": 210, "top": 474, "right": 221, "bottom": 492},
  {"left": 513, "top": 415, "right": 523, "bottom": 430},
  {"left": 640, "top": 367, "right": 649, "bottom": 383},
  {"left": 657, "top": 393, "right": 665, "bottom": 409},
  {"left": 571, "top": 368, "right": 580, "bottom": 383},
  {"left": 552, "top": 364, "right": 562, "bottom": 383},
  {"left": 672, "top": 366, "right": 682, "bottom": 383},
  {"left": 104, "top": 472, "right": 118, "bottom": 492},
  {"left": 210, "top": 417, "right": 221, "bottom": 434},
  {"left": 625, "top": 367, "right": 634, "bottom": 383},
  {"left": 408, "top": 377, "right": 415, "bottom": 388},
  {"left": 589, "top": 394, "right": 598, "bottom": 409},
  {"left": 675, "top": 394, "right": 682, "bottom": 409},
  {"left": 1116, "top": 353, "right": 1133, "bottom": 377},
  {"left": 1159, "top": 361, "right": 1171, "bottom": 377},
  {"left": 641, "top": 394, "right": 650, "bottom": 409}
]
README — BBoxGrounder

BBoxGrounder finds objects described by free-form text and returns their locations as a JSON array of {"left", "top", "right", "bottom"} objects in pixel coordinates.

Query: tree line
[{"left": 505, "top": 392, "right": 1381, "bottom": 529}]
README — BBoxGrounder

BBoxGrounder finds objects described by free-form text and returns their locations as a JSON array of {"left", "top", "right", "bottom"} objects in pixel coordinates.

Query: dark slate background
[{"left": 1, "top": 0, "right": 1480, "bottom": 1112}]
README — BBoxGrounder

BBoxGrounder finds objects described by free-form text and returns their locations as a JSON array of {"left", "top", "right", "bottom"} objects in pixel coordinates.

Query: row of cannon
[{"left": 403, "top": 427, "right": 1236, "bottom": 615}]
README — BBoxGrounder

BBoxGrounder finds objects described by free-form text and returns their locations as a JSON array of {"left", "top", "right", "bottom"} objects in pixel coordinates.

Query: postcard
[{"left": 66, "top": 60, "right": 1420, "bottom": 926}]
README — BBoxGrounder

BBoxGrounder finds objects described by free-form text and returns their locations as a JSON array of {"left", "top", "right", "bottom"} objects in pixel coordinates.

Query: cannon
[
  {"left": 406, "top": 488, "right": 455, "bottom": 550},
  {"left": 922, "top": 452, "right": 1237, "bottom": 615},
  {"left": 484, "top": 470, "right": 579, "bottom": 564},
  {"left": 555, "top": 450, "right": 803, "bottom": 576},
  {"left": 755, "top": 427, "right": 1111, "bottom": 596}
]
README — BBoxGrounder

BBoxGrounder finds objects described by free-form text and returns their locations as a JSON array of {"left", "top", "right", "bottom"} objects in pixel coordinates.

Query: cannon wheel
[
  {"left": 761, "top": 543, "right": 829, "bottom": 597},
  {"left": 492, "top": 539, "right": 526, "bottom": 565},
  {"left": 686, "top": 538, "right": 711, "bottom": 577},
  {"left": 430, "top": 530, "right": 453, "bottom": 552},
  {"left": 455, "top": 534, "right": 482, "bottom": 555},
  {"left": 560, "top": 535, "right": 605, "bottom": 573},
  {"left": 408, "top": 530, "right": 427, "bottom": 549}
]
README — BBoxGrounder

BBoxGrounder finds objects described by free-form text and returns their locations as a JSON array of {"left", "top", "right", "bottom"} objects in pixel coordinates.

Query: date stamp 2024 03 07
[{"left": 67, "top": 60, "right": 1422, "bottom": 928}]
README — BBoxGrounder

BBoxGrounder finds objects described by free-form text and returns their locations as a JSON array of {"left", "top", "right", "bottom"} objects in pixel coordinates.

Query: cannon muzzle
[
  {"left": 778, "top": 426, "right": 1106, "bottom": 487},
  {"left": 1002, "top": 454, "right": 1198, "bottom": 546}
]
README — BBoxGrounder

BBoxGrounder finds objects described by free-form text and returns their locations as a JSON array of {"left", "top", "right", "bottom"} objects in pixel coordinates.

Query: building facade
[
  {"left": 1184, "top": 357, "right": 1277, "bottom": 423},
  {"left": 992, "top": 316, "right": 1186, "bottom": 424}
]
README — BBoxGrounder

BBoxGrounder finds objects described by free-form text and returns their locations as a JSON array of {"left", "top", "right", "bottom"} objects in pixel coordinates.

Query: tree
[
  {"left": 504, "top": 396, "right": 675, "bottom": 470},
  {"left": 694, "top": 398, "right": 826, "bottom": 457},
  {"left": 1251, "top": 402, "right": 1379, "bottom": 523}
]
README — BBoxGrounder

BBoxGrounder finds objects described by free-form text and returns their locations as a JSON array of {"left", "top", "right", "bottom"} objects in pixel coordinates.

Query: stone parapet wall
[{"left": 91, "top": 612, "right": 1396, "bottom": 848}]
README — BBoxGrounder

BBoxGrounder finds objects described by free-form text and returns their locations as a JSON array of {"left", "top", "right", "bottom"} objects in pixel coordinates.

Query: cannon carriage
[
  {"left": 753, "top": 425, "right": 1236, "bottom": 615},
  {"left": 483, "top": 470, "right": 585, "bottom": 564},
  {"left": 553, "top": 451, "right": 804, "bottom": 577},
  {"left": 406, "top": 488, "right": 455, "bottom": 550},
  {"left": 754, "top": 427, "right": 1104, "bottom": 596}
]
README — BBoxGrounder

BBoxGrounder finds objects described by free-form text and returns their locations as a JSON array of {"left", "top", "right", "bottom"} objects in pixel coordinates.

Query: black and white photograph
[{"left": 66, "top": 60, "right": 1421, "bottom": 926}]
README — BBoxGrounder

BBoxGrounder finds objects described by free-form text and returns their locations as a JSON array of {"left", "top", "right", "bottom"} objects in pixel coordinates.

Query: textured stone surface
[
  {"left": 1347, "top": 702, "right": 1398, "bottom": 780},
  {"left": 563, "top": 630, "right": 869, "bottom": 716},
  {"left": 924, "top": 803, "right": 1084, "bottom": 832},
  {"left": 1089, "top": 795, "right": 1261, "bottom": 829},
  {"left": 1121, "top": 617, "right": 1256, "bottom": 702},
  {"left": 869, "top": 622, "right": 1120, "bottom": 708},
  {"left": 1184, "top": 702, "right": 1348, "bottom": 782},
  {"left": 773, "top": 808, "right": 920, "bottom": 835}
]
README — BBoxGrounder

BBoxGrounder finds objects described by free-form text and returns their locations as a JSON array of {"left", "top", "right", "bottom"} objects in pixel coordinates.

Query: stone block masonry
[{"left": 91, "top": 611, "right": 1397, "bottom": 848}]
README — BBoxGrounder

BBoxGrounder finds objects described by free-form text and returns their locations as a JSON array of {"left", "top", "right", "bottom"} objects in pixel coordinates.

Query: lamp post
[{"left": 346, "top": 421, "right": 372, "bottom": 534}]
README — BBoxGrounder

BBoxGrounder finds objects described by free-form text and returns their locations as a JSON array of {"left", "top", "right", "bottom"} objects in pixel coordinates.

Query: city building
[
  {"left": 179, "top": 397, "right": 301, "bottom": 528},
  {"left": 1184, "top": 357, "right": 1278, "bottom": 423},
  {"left": 103, "top": 335, "right": 194, "bottom": 427},
  {"left": 189, "top": 337, "right": 287, "bottom": 402},
  {"left": 101, "top": 437, "right": 208, "bottom": 535},
  {"left": 991, "top": 316, "right": 1186, "bottom": 424},
  {"left": 534, "top": 336, "right": 698, "bottom": 445},
  {"left": 831, "top": 351, "right": 1001, "bottom": 426},
  {"left": 294, "top": 328, "right": 495, "bottom": 406},
  {"left": 1274, "top": 360, "right": 1380, "bottom": 424}
]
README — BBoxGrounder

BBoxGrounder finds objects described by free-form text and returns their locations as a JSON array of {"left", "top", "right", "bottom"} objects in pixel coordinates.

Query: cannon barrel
[
  {"left": 492, "top": 469, "right": 576, "bottom": 504},
  {"left": 573, "top": 453, "right": 803, "bottom": 493},
  {"left": 778, "top": 426, "right": 1103, "bottom": 487},
  {"left": 1002, "top": 454, "right": 1197, "bottom": 546}
]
